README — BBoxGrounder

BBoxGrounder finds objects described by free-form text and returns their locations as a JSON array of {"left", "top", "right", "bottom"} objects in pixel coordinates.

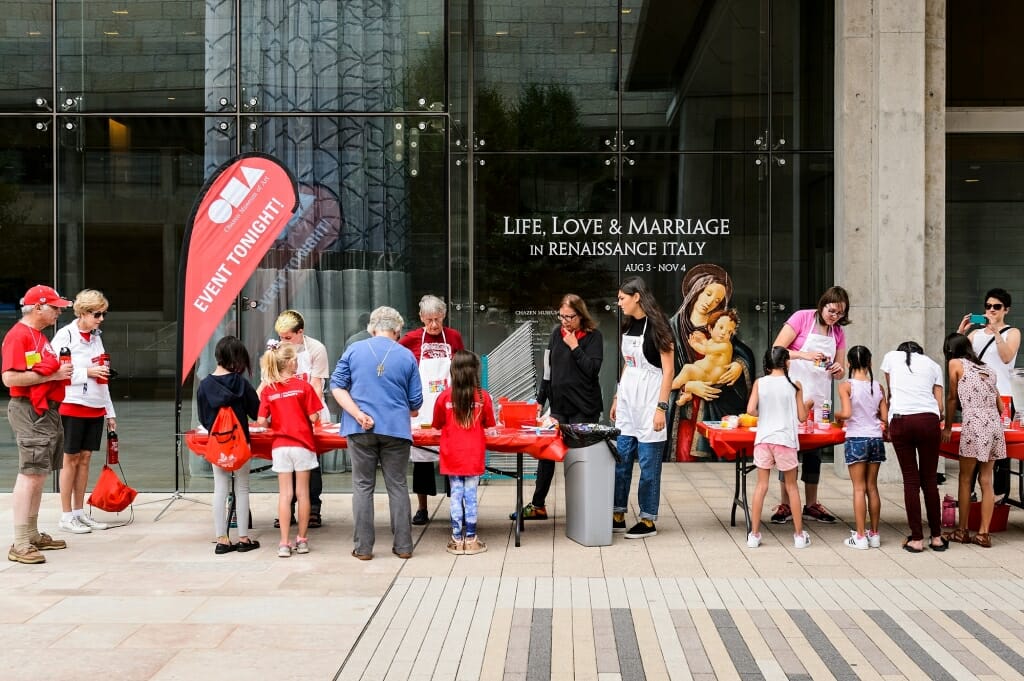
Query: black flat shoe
[
  {"left": 902, "top": 536, "right": 924, "bottom": 553},
  {"left": 214, "top": 542, "right": 237, "bottom": 555},
  {"left": 236, "top": 539, "right": 260, "bottom": 552},
  {"left": 930, "top": 537, "right": 949, "bottom": 552}
]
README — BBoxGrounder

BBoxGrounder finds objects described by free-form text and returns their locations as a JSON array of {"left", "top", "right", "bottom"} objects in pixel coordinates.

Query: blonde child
[
  {"left": 256, "top": 344, "right": 322, "bottom": 557},
  {"left": 745, "top": 346, "right": 812, "bottom": 548},
  {"left": 834, "top": 345, "right": 888, "bottom": 549},
  {"left": 432, "top": 350, "right": 496, "bottom": 555}
]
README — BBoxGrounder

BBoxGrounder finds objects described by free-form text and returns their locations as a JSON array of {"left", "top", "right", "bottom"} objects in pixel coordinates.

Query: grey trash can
[{"left": 562, "top": 424, "right": 620, "bottom": 547}]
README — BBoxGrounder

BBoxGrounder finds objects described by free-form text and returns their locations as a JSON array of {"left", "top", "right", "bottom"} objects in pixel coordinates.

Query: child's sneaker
[
  {"left": 770, "top": 504, "right": 792, "bottom": 524},
  {"left": 446, "top": 537, "right": 464, "bottom": 555},
  {"left": 278, "top": 543, "right": 292, "bottom": 558},
  {"left": 746, "top": 532, "right": 762, "bottom": 548},
  {"left": 844, "top": 531, "right": 869, "bottom": 550},
  {"left": 867, "top": 530, "right": 881, "bottom": 548},
  {"left": 294, "top": 538, "right": 309, "bottom": 554},
  {"left": 794, "top": 531, "right": 811, "bottom": 549},
  {"left": 803, "top": 503, "right": 838, "bottom": 523}
]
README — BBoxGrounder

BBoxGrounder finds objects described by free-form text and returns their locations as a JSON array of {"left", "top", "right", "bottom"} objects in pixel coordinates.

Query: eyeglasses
[
  {"left": 557, "top": 313, "right": 578, "bottom": 321},
  {"left": 823, "top": 306, "right": 845, "bottom": 318},
  {"left": 92, "top": 311, "right": 108, "bottom": 319},
  {"left": 984, "top": 303, "right": 1005, "bottom": 310}
]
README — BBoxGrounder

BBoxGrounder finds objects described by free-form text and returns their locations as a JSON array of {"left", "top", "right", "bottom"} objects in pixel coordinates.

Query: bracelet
[{"left": 656, "top": 401, "right": 669, "bottom": 412}]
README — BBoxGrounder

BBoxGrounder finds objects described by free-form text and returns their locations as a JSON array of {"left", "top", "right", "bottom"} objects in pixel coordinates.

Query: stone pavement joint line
[{"left": 336, "top": 577, "right": 1024, "bottom": 681}]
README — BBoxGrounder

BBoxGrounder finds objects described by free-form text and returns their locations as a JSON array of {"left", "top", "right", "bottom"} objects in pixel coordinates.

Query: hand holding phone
[{"left": 969, "top": 314, "right": 987, "bottom": 325}]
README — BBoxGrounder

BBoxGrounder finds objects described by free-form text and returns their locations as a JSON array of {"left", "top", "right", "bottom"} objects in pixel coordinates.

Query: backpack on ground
[{"left": 205, "top": 406, "right": 252, "bottom": 471}]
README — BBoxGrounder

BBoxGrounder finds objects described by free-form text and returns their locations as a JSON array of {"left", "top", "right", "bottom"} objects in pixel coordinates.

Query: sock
[
  {"left": 27, "top": 515, "right": 40, "bottom": 541},
  {"left": 641, "top": 518, "right": 654, "bottom": 528},
  {"left": 14, "top": 524, "right": 33, "bottom": 550},
  {"left": 62, "top": 512, "right": 74, "bottom": 523},
  {"left": 297, "top": 536, "right": 308, "bottom": 543},
  {"left": 613, "top": 512, "right": 624, "bottom": 522},
  {"left": 73, "top": 509, "right": 83, "bottom": 518}
]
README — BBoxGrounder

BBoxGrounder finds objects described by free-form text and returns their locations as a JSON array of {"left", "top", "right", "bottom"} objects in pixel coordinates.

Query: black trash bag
[{"left": 560, "top": 423, "right": 622, "bottom": 464}]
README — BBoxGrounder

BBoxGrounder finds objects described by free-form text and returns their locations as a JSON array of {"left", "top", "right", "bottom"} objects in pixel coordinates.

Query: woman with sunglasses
[
  {"left": 768, "top": 286, "right": 851, "bottom": 525},
  {"left": 51, "top": 290, "right": 115, "bottom": 534},
  {"left": 515, "top": 294, "right": 603, "bottom": 521},
  {"left": 956, "top": 288, "right": 1020, "bottom": 418}
]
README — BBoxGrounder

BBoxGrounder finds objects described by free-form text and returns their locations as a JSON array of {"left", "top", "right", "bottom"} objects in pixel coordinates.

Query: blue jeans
[{"left": 613, "top": 435, "right": 663, "bottom": 521}]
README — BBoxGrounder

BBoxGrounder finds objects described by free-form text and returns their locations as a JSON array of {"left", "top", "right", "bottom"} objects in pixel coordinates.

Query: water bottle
[
  {"left": 941, "top": 494, "right": 956, "bottom": 528},
  {"left": 820, "top": 398, "right": 832, "bottom": 423},
  {"left": 59, "top": 346, "right": 71, "bottom": 385},
  {"left": 106, "top": 430, "right": 119, "bottom": 465}
]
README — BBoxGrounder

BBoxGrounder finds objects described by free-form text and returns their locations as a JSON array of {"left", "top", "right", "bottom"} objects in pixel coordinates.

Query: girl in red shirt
[
  {"left": 257, "top": 344, "right": 322, "bottom": 558},
  {"left": 432, "top": 350, "right": 495, "bottom": 555}
]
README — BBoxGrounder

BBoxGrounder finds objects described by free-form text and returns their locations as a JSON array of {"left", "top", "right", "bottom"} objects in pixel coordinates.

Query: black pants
[{"left": 531, "top": 411, "right": 600, "bottom": 508}]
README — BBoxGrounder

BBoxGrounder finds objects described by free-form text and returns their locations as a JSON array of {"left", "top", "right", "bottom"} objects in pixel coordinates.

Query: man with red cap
[{"left": 1, "top": 285, "right": 75, "bottom": 564}]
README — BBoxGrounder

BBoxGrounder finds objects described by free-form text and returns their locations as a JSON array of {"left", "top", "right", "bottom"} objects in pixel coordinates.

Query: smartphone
[{"left": 969, "top": 314, "right": 987, "bottom": 325}]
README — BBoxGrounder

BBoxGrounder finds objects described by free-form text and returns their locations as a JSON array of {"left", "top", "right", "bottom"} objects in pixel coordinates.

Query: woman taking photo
[
  {"left": 516, "top": 293, "right": 603, "bottom": 521},
  {"left": 941, "top": 333, "right": 1006, "bottom": 548},
  {"left": 52, "top": 289, "right": 116, "bottom": 534},
  {"left": 769, "top": 286, "right": 850, "bottom": 524},
  {"left": 611, "top": 277, "right": 674, "bottom": 539},
  {"left": 881, "top": 341, "right": 946, "bottom": 552}
]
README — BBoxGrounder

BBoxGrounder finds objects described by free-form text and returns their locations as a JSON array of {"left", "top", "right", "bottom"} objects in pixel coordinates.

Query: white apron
[
  {"left": 615, "top": 319, "right": 666, "bottom": 443},
  {"left": 786, "top": 320, "right": 836, "bottom": 410},
  {"left": 410, "top": 328, "right": 451, "bottom": 462},
  {"left": 296, "top": 338, "right": 330, "bottom": 423}
]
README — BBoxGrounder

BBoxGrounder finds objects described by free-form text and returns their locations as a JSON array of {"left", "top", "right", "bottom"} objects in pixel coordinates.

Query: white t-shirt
[
  {"left": 971, "top": 328, "right": 1017, "bottom": 396},
  {"left": 880, "top": 350, "right": 943, "bottom": 421},
  {"left": 753, "top": 375, "right": 800, "bottom": 449}
]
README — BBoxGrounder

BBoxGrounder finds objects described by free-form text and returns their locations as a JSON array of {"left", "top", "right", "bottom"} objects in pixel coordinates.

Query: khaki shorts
[{"left": 7, "top": 397, "right": 63, "bottom": 475}]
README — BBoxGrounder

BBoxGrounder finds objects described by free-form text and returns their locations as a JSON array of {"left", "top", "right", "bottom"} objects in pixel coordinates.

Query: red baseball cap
[{"left": 21, "top": 285, "right": 72, "bottom": 308}]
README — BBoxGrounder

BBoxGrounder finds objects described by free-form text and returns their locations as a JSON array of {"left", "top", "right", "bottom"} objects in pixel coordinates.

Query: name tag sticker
[{"left": 24, "top": 350, "right": 42, "bottom": 369}]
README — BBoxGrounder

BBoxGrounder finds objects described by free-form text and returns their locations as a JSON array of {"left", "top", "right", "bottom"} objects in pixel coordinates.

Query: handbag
[{"left": 88, "top": 465, "right": 138, "bottom": 512}]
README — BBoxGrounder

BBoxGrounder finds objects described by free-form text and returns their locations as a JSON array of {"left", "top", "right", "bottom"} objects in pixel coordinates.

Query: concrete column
[{"left": 833, "top": 0, "right": 945, "bottom": 483}]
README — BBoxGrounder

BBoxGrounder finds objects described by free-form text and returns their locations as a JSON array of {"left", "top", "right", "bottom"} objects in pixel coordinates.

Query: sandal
[
  {"left": 902, "top": 536, "right": 924, "bottom": 553},
  {"left": 943, "top": 528, "right": 972, "bottom": 544},
  {"left": 308, "top": 513, "right": 322, "bottom": 529},
  {"left": 971, "top": 532, "right": 992, "bottom": 548},
  {"left": 929, "top": 536, "right": 949, "bottom": 552}
]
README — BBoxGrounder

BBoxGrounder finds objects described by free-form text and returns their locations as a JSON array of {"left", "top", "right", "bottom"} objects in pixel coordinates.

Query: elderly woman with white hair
[
  {"left": 331, "top": 306, "right": 423, "bottom": 560},
  {"left": 398, "top": 294, "right": 465, "bottom": 525}
]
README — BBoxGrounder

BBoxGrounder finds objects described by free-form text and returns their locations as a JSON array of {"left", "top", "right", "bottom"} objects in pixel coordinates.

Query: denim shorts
[{"left": 844, "top": 436, "right": 886, "bottom": 465}]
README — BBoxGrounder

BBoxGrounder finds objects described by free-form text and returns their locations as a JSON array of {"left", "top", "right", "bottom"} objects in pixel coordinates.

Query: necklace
[{"left": 367, "top": 337, "right": 397, "bottom": 377}]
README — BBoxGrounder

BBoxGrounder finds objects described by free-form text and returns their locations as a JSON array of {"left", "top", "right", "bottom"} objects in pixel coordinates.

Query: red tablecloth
[
  {"left": 939, "top": 426, "right": 1024, "bottom": 460},
  {"left": 184, "top": 426, "right": 566, "bottom": 462},
  {"left": 695, "top": 422, "right": 847, "bottom": 459}
]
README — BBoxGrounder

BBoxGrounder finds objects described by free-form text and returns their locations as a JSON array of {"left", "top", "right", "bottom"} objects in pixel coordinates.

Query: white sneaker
[
  {"left": 78, "top": 514, "right": 108, "bottom": 531},
  {"left": 867, "top": 530, "right": 881, "bottom": 548},
  {"left": 844, "top": 531, "right": 869, "bottom": 550},
  {"left": 278, "top": 544, "right": 292, "bottom": 558},
  {"left": 294, "top": 539, "right": 309, "bottom": 554},
  {"left": 746, "top": 532, "right": 762, "bottom": 548},
  {"left": 794, "top": 531, "right": 811, "bottom": 549},
  {"left": 59, "top": 517, "right": 91, "bottom": 534}
]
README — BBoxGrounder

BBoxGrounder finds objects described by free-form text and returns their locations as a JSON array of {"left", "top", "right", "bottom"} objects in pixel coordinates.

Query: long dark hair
[
  {"left": 763, "top": 346, "right": 799, "bottom": 392},
  {"left": 847, "top": 345, "right": 875, "bottom": 393},
  {"left": 214, "top": 335, "right": 252, "bottom": 376},
  {"left": 449, "top": 349, "right": 482, "bottom": 428},
  {"left": 896, "top": 340, "right": 924, "bottom": 372},
  {"left": 942, "top": 332, "right": 983, "bottom": 367},
  {"left": 619, "top": 276, "right": 673, "bottom": 352}
]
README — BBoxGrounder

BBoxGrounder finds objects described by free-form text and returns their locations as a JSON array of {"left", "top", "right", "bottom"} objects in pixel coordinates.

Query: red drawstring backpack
[
  {"left": 88, "top": 465, "right": 138, "bottom": 512},
  {"left": 204, "top": 406, "right": 253, "bottom": 471}
]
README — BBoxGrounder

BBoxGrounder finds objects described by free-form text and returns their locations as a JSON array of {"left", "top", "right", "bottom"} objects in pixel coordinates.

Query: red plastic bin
[
  {"left": 498, "top": 398, "right": 537, "bottom": 428},
  {"left": 967, "top": 501, "right": 1010, "bottom": 533}
]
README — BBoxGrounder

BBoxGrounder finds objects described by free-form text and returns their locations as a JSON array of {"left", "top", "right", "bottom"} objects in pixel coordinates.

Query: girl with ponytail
[{"left": 744, "top": 346, "right": 813, "bottom": 549}]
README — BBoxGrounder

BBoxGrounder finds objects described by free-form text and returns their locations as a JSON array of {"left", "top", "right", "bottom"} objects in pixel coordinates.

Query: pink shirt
[{"left": 784, "top": 309, "right": 846, "bottom": 355}]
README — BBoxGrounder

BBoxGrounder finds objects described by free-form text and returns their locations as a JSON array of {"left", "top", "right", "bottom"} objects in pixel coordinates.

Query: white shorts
[{"left": 271, "top": 446, "right": 319, "bottom": 473}]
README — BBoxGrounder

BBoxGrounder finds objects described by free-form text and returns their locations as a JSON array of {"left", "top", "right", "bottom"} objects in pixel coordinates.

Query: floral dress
[{"left": 958, "top": 361, "right": 1006, "bottom": 462}]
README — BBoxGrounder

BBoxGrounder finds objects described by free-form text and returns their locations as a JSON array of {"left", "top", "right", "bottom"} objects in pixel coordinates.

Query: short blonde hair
[
  {"left": 73, "top": 289, "right": 109, "bottom": 318},
  {"left": 274, "top": 309, "right": 304, "bottom": 335}
]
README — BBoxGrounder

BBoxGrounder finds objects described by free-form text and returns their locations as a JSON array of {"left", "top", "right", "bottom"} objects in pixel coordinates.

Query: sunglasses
[
  {"left": 92, "top": 311, "right": 108, "bottom": 319},
  {"left": 984, "top": 303, "right": 1005, "bottom": 310}
]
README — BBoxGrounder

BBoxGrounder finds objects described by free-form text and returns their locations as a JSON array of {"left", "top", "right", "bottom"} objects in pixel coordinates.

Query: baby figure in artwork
[{"left": 673, "top": 309, "right": 739, "bottom": 406}]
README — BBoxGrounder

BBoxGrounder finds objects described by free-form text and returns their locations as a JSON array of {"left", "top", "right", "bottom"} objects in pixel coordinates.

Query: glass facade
[{"left": 0, "top": 0, "right": 834, "bottom": 490}]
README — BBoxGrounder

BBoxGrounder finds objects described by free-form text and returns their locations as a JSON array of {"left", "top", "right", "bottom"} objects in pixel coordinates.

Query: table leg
[
  {"left": 1009, "top": 459, "right": 1024, "bottom": 511},
  {"left": 730, "top": 449, "right": 753, "bottom": 535},
  {"left": 515, "top": 453, "right": 524, "bottom": 547}
]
